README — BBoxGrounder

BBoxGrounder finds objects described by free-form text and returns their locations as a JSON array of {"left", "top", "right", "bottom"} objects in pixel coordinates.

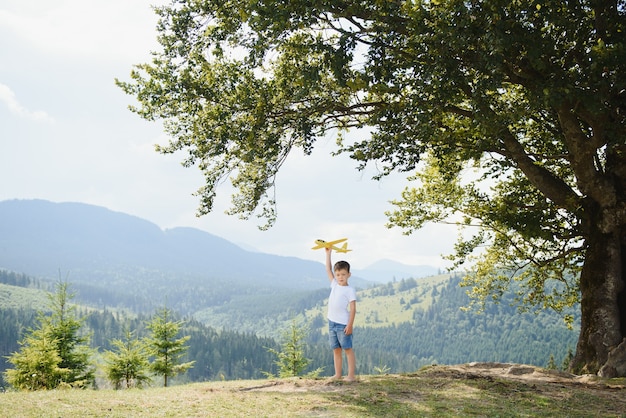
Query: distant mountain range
[
  {"left": 0, "top": 199, "right": 438, "bottom": 288},
  {"left": 355, "top": 259, "right": 441, "bottom": 283}
]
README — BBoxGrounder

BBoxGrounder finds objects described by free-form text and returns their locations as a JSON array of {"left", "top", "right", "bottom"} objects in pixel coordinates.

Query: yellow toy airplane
[{"left": 311, "top": 238, "right": 352, "bottom": 253}]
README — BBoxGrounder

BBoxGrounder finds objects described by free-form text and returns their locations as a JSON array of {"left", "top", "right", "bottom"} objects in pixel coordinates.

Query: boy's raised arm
[{"left": 325, "top": 248, "right": 334, "bottom": 282}]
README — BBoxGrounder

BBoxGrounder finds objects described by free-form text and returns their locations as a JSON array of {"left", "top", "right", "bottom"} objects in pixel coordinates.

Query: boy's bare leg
[
  {"left": 332, "top": 347, "right": 343, "bottom": 379},
  {"left": 344, "top": 348, "right": 356, "bottom": 381}
]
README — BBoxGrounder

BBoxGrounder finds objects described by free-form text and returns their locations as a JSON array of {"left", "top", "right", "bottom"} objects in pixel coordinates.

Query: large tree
[{"left": 118, "top": 1, "right": 626, "bottom": 376}]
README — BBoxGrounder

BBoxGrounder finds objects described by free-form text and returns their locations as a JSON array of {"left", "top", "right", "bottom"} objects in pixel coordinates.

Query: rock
[
  {"left": 506, "top": 366, "right": 535, "bottom": 376},
  {"left": 598, "top": 338, "right": 626, "bottom": 378}
]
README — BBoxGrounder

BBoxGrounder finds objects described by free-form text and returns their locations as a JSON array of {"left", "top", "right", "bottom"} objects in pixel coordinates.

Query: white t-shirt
[{"left": 327, "top": 279, "right": 357, "bottom": 325}]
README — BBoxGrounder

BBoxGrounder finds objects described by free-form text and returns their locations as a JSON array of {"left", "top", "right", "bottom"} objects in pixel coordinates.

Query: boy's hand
[{"left": 344, "top": 324, "right": 353, "bottom": 335}]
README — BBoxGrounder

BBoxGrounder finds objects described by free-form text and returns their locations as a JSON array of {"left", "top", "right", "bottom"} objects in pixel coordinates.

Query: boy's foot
[
  {"left": 329, "top": 375, "right": 342, "bottom": 381},
  {"left": 343, "top": 376, "right": 357, "bottom": 382}
]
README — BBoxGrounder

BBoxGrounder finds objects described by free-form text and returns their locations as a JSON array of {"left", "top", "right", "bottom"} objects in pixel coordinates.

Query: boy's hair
[{"left": 334, "top": 260, "right": 351, "bottom": 272}]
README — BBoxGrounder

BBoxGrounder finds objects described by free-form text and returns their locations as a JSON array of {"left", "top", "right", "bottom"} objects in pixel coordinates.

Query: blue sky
[{"left": 0, "top": 0, "right": 459, "bottom": 269}]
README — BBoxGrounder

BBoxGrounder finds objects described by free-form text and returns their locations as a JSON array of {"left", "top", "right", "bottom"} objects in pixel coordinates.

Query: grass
[
  {"left": 2, "top": 365, "right": 625, "bottom": 417},
  {"left": 0, "top": 283, "right": 49, "bottom": 310}
]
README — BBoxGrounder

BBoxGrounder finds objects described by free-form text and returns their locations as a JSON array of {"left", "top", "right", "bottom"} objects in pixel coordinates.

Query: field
[{"left": 2, "top": 363, "right": 625, "bottom": 417}]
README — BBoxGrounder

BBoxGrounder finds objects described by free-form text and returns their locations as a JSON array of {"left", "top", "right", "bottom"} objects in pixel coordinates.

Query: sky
[{"left": 0, "top": 0, "right": 461, "bottom": 270}]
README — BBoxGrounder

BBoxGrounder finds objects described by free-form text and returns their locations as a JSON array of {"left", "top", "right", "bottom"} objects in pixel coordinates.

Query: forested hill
[
  {"left": 0, "top": 269, "right": 580, "bottom": 386},
  {"left": 0, "top": 200, "right": 580, "bottom": 386},
  {"left": 351, "top": 275, "right": 580, "bottom": 370}
]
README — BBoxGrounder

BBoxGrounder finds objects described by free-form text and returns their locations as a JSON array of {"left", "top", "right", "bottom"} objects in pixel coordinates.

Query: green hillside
[
  {"left": 0, "top": 270, "right": 282, "bottom": 387},
  {"left": 304, "top": 275, "right": 450, "bottom": 331},
  {"left": 192, "top": 271, "right": 579, "bottom": 374},
  {"left": 0, "top": 283, "right": 49, "bottom": 310},
  {"left": 1, "top": 268, "right": 580, "bottom": 386},
  {"left": 302, "top": 273, "right": 579, "bottom": 372}
]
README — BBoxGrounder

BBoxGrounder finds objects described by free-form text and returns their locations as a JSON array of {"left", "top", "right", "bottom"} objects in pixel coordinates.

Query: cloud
[
  {"left": 0, "top": 0, "right": 461, "bottom": 271},
  {"left": 0, "top": 83, "right": 54, "bottom": 122},
  {"left": 0, "top": 1, "right": 165, "bottom": 63}
]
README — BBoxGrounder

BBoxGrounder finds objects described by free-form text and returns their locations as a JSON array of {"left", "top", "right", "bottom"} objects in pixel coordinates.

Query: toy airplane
[{"left": 311, "top": 238, "right": 352, "bottom": 253}]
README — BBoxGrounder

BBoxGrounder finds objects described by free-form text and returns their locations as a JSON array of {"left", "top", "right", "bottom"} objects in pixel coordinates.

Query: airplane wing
[
  {"left": 311, "top": 238, "right": 348, "bottom": 250},
  {"left": 332, "top": 242, "right": 352, "bottom": 253}
]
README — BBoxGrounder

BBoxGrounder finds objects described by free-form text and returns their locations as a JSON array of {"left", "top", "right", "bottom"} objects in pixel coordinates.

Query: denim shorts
[{"left": 328, "top": 320, "right": 353, "bottom": 349}]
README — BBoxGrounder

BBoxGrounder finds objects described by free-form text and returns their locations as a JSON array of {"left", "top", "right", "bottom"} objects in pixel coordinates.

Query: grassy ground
[{"left": 2, "top": 364, "right": 625, "bottom": 417}]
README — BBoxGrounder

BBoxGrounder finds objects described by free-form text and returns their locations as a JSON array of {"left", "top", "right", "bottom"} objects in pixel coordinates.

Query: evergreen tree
[
  {"left": 4, "top": 330, "right": 69, "bottom": 390},
  {"left": 562, "top": 348, "right": 575, "bottom": 372},
  {"left": 144, "top": 307, "right": 194, "bottom": 387},
  {"left": 266, "top": 318, "right": 322, "bottom": 378},
  {"left": 43, "top": 281, "right": 94, "bottom": 387},
  {"left": 3, "top": 281, "right": 94, "bottom": 390},
  {"left": 103, "top": 328, "right": 151, "bottom": 389}
]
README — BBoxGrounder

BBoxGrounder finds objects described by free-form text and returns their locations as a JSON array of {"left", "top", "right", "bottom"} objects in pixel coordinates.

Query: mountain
[
  {"left": 0, "top": 200, "right": 383, "bottom": 313},
  {"left": 0, "top": 199, "right": 317, "bottom": 282},
  {"left": 356, "top": 259, "right": 440, "bottom": 282},
  {"left": 0, "top": 199, "right": 437, "bottom": 284}
]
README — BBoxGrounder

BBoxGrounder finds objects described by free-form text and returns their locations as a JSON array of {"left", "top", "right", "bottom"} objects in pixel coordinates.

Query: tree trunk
[{"left": 571, "top": 221, "right": 626, "bottom": 377}]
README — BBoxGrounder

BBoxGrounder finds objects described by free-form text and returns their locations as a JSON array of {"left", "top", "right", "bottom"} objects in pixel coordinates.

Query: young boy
[{"left": 325, "top": 247, "right": 357, "bottom": 381}]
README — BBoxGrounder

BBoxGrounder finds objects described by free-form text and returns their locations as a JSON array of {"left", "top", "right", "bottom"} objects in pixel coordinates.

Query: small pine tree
[
  {"left": 144, "top": 307, "right": 194, "bottom": 387},
  {"left": 3, "top": 280, "right": 94, "bottom": 390},
  {"left": 562, "top": 347, "right": 575, "bottom": 371},
  {"left": 43, "top": 281, "right": 94, "bottom": 387},
  {"left": 4, "top": 330, "right": 70, "bottom": 390},
  {"left": 265, "top": 318, "right": 323, "bottom": 378},
  {"left": 103, "top": 328, "right": 151, "bottom": 389},
  {"left": 546, "top": 354, "right": 557, "bottom": 370}
]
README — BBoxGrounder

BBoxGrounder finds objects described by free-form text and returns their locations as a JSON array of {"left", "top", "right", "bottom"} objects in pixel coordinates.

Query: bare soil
[{"left": 240, "top": 362, "right": 626, "bottom": 402}]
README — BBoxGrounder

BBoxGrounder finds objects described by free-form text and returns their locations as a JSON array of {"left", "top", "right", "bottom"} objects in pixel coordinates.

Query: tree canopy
[{"left": 118, "top": 1, "right": 626, "bottom": 376}]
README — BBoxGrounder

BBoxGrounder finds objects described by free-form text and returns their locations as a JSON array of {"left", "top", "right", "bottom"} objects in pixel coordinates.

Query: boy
[{"left": 325, "top": 247, "right": 357, "bottom": 381}]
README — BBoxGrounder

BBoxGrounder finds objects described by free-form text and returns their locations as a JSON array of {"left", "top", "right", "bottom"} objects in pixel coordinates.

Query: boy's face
[{"left": 334, "top": 268, "right": 351, "bottom": 286}]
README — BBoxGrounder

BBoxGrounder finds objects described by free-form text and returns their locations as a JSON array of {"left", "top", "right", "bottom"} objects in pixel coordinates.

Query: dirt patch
[
  {"left": 238, "top": 377, "right": 354, "bottom": 393},
  {"left": 439, "top": 362, "right": 625, "bottom": 388},
  {"left": 440, "top": 362, "right": 583, "bottom": 384},
  {"left": 414, "top": 362, "right": 626, "bottom": 406},
  {"left": 239, "top": 362, "right": 626, "bottom": 395},
  {"left": 228, "top": 364, "right": 626, "bottom": 416}
]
